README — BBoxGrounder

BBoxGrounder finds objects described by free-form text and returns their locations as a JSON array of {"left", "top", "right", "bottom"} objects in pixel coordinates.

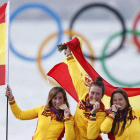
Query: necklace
[
  {"left": 50, "top": 107, "right": 63, "bottom": 120},
  {"left": 115, "top": 110, "right": 128, "bottom": 121}
]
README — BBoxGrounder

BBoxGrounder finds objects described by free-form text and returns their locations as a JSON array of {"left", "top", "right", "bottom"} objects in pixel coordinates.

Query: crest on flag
[{"left": 85, "top": 75, "right": 92, "bottom": 87}]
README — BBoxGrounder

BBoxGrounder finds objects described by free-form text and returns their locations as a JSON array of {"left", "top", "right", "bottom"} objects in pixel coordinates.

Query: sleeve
[
  {"left": 64, "top": 116, "right": 75, "bottom": 140},
  {"left": 67, "top": 54, "right": 88, "bottom": 100},
  {"left": 100, "top": 114, "right": 115, "bottom": 134},
  {"left": 87, "top": 111, "right": 106, "bottom": 139},
  {"left": 9, "top": 97, "right": 41, "bottom": 120},
  {"left": 135, "top": 109, "right": 140, "bottom": 117}
]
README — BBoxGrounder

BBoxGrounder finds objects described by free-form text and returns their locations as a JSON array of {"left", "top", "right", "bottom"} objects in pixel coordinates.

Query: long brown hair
[
  {"left": 110, "top": 88, "right": 132, "bottom": 136},
  {"left": 45, "top": 86, "right": 69, "bottom": 110}
]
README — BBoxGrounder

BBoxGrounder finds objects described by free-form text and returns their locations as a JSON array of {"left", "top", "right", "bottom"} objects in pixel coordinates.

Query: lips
[{"left": 55, "top": 104, "right": 60, "bottom": 107}]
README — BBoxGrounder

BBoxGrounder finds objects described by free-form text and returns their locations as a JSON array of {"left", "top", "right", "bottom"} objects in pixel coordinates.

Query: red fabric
[
  {"left": 63, "top": 37, "right": 140, "bottom": 97},
  {"left": 0, "top": 65, "right": 5, "bottom": 85},
  {"left": 108, "top": 132, "right": 116, "bottom": 140},
  {"left": 58, "top": 128, "right": 65, "bottom": 140},
  {"left": 47, "top": 62, "right": 78, "bottom": 102},
  {"left": 0, "top": 3, "right": 7, "bottom": 24},
  {"left": 96, "top": 136, "right": 103, "bottom": 140}
]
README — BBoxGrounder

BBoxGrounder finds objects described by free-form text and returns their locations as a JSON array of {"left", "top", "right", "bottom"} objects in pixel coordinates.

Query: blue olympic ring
[{"left": 10, "top": 3, "right": 62, "bottom": 61}]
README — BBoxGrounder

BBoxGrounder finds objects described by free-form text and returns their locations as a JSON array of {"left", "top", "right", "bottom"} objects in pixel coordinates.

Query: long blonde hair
[{"left": 45, "top": 86, "right": 69, "bottom": 110}]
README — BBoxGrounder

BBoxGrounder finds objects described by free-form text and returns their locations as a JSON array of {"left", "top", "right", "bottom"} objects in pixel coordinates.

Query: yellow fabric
[
  {"left": 101, "top": 109, "right": 140, "bottom": 140},
  {"left": 9, "top": 98, "right": 75, "bottom": 140},
  {"left": 63, "top": 57, "right": 88, "bottom": 88},
  {"left": 67, "top": 55, "right": 106, "bottom": 140},
  {"left": 0, "top": 23, "right": 6, "bottom": 65}
]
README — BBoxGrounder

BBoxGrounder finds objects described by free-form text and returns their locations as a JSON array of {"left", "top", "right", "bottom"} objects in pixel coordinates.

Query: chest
[
  {"left": 115, "top": 115, "right": 140, "bottom": 140},
  {"left": 37, "top": 109, "right": 64, "bottom": 132},
  {"left": 75, "top": 101, "right": 91, "bottom": 127}
]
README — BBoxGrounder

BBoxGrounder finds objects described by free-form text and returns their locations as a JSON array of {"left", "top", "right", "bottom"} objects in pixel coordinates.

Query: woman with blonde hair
[{"left": 5, "top": 86, "right": 75, "bottom": 140}]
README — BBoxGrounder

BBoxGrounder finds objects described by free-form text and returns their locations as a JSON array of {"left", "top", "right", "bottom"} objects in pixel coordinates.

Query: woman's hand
[
  {"left": 91, "top": 102, "right": 100, "bottom": 114},
  {"left": 64, "top": 45, "right": 71, "bottom": 56},
  {"left": 64, "top": 107, "right": 70, "bottom": 117},
  {"left": 111, "top": 104, "right": 120, "bottom": 116},
  {"left": 5, "top": 86, "right": 14, "bottom": 100},
  {"left": 111, "top": 104, "right": 120, "bottom": 112}
]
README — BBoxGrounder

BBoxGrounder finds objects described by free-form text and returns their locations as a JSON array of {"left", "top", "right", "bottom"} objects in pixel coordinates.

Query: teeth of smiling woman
[{"left": 56, "top": 104, "right": 60, "bottom": 107}]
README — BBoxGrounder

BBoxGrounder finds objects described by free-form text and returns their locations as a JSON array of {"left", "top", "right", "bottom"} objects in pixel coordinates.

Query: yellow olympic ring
[{"left": 37, "top": 30, "right": 94, "bottom": 86}]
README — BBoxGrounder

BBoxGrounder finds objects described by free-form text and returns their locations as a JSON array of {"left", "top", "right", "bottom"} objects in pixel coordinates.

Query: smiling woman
[
  {"left": 61, "top": 40, "right": 106, "bottom": 140},
  {"left": 100, "top": 88, "right": 140, "bottom": 140},
  {"left": 5, "top": 86, "right": 75, "bottom": 140}
]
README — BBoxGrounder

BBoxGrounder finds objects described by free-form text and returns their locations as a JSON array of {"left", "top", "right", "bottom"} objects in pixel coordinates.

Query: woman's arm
[
  {"left": 66, "top": 55, "right": 88, "bottom": 100},
  {"left": 5, "top": 86, "right": 40, "bottom": 120},
  {"left": 64, "top": 46, "right": 88, "bottom": 100},
  {"left": 87, "top": 111, "right": 106, "bottom": 139},
  {"left": 64, "top": 116, "right": 75, "bottom": 140},
  {"left": 9, "top": 97, "right": 40, "bottom": 120},
  {"left": 63, "top": 107, "right": 75, "bottom": 140},
  {"left": 100, "top": 113, "right": 115, "bottom": 134},
  {"left": 100, "top": 105, "right": 118, "bottom": 134}
]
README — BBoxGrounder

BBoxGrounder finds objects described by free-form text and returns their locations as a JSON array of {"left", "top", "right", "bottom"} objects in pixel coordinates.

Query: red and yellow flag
[
  {"left": 0, "top": 2, "right": 9, "bottom": 85},
  {"left": 47, "top": 37, "right": 140, "bottom": 109}
]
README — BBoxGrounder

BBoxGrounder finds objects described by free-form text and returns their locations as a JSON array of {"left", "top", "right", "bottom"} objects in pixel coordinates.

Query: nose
[
  {"left": 116, "top": 100, "right": 120, "bottom": 105},
  {"left": 93, "top": 94, "right": 97, "bottom": 100},
  {"left": 56, "top": 99, "right": 60, "bottom": 104}
]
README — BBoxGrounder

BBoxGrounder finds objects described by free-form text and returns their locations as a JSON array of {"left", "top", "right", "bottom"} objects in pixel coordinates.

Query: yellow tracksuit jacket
[
  {"left": 100, "top": 109, "right": 140, "bottom": 140},
  {"left": 9, "top": 98, "right": 75, "bottom": 140},
  {"left": 67, "top": 55, "right": 106, "bottom": 140}
]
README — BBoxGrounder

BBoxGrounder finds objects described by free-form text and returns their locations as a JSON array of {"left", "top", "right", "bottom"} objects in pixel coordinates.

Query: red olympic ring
[{"left": 133, "top": 11, "right": 140, "bottom": 52}]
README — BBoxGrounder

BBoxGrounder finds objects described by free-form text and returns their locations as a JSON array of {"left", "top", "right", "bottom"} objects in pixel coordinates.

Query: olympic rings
[
  {"left": 9, "top": 3, "right": 140, "bottom": 87},
  {"left": 10, "top": 3, "right": 62, "bottom": 61},
  {"left": 133, "top": 11, "right": 140, "bottom": 52},
  {"left": 37, "top": 30, "right": 94, "bottom": 86},
  {"left": 101, "top": 30, "right": 140, "bottom": 87},
  {"left": 69, "top": 3, "right": 126, "bottom": 60}
]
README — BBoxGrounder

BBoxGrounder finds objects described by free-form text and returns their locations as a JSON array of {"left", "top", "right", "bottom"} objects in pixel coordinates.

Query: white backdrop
[{"left": 1, "top": 0, "right": 140, "bottom": 139}]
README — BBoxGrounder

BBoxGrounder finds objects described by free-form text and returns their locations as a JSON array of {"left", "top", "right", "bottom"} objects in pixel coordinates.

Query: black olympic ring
[{"left": 69, "top": 3, "right": 126, "bottom": 60}]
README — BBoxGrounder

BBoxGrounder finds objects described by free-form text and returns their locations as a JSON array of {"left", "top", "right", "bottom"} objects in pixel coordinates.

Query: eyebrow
[{"left": 113, "top": 98, "right": 123, "bottom": 100}]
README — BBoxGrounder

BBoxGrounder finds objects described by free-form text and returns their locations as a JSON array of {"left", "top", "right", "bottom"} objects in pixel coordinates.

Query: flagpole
[
  {"left": 6, "top": 1, "right": 10, "bottom": 140},
  {"left": 6, "top": 96, "right": 9, "bottom": 140}
]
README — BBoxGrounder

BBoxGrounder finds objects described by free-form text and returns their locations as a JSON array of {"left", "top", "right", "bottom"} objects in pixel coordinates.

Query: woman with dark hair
[
  {"left": 63, "top": 45, "right": 106, "bottom": 140},
  {"left": 5, "top": 86, "right": 75, "bottom": 140},
  {"left": 101, "top": 88, "right": 140, "bottom": 139}
]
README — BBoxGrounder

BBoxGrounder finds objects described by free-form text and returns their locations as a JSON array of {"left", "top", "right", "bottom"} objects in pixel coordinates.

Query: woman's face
[
  {"left": 52, "top": 92, "right": 64, "bottom": 111},
  {"left": 112, "top": 92, "right": 127, "bottom": 110},
  {"left": 89, "top": 85, "right": 103, "bottom": 103}
]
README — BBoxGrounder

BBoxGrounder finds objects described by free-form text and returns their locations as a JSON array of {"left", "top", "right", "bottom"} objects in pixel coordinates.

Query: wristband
[
  {"left": 90, "top": 113, "right": 96, "bottom": 117},
  {"left": 112, "top": 111, "right": 117, "bottom": 114}
]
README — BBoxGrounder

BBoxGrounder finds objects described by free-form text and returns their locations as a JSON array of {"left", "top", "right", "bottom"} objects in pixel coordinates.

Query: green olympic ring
[{"left": 101, "top": 30, "right": 140, "bottom": 87}]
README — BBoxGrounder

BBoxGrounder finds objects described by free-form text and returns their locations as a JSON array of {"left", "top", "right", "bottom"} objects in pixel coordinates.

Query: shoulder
[{"left": 132, "top": 109, "right": 140, "bottom": 117}]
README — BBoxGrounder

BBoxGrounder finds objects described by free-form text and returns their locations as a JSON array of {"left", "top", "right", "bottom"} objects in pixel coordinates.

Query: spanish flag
[
  {"left": 48, "top": 37, "right": 140, "bottom": 109},
  {"left": 0, "top": 2, "right": 9, "bottom": 85}
]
